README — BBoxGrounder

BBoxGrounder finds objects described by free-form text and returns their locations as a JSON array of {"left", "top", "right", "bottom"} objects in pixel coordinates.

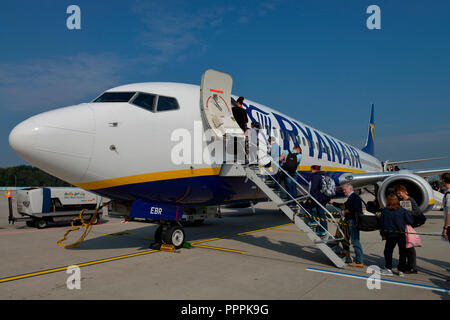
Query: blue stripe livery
[
  {"left": 362, "top": 104, "right": 375, "bottom": 156},
  {"left": 246, "top": 104, "right": 363, "bottom": 169},
  {"left": 130, "top": 200, "right": 182, "bottom": 221}
]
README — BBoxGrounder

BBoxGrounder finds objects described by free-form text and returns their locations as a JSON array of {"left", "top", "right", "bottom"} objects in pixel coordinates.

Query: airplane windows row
[
  {"left": 93, "top": 92, "right": 136, "bottom": 103},
  {"left": 132, "top": 93, "right": 156, "bottom": 112},
  {"left": 131, "top": 93, "right": 179, "bottom": 112},
  {"left": 93, "top": 91, "right": 180, "bottom": 113},
  {"left": 157, "top": 96, "right": 179, "bottom": 112}
]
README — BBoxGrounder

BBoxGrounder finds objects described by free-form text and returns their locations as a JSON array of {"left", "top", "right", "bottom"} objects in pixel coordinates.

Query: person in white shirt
[{"left": 248, "top": 122, "right": 268, "bottom": 165}]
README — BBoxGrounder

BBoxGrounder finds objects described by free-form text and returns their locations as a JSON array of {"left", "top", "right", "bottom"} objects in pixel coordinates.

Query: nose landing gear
[{"left": 152, "top": 222, "right": 186, "bottom": 249}]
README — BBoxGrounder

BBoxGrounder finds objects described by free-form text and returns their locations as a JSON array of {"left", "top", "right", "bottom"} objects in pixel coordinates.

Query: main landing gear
[{"left": 151, "top": 222, "right": 186, "bottom": 249}]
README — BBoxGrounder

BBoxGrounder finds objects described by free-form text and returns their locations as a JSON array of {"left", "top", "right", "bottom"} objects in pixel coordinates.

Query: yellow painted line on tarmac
[
  {"left": 0, "top": 249, "right": 159, "bottom": 284},
  {"left": 191, "top": 222, "right": 294, "bottom": 245},
  {"left": 270, "top": 229, "right": 302, "bottom": 233},
  {"left": 191, "top": 244, "right": 245, "bottom": 254},
  {"left": 0, "top": 222, "right": 297, "bottom": 284}
]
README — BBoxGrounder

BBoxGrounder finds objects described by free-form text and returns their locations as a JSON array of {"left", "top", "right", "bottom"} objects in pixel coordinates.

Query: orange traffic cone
[{"left": 5, "top": 189, "right": 12, "bottom": 198}]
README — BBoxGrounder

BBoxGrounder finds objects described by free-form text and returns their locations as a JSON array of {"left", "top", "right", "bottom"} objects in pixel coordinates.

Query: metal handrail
[
  {"left": 260, "top": 163, "right": 344, "bottom": 240},
  {"left": 245, "top": 141, "right": 346, "bottom": 241}
]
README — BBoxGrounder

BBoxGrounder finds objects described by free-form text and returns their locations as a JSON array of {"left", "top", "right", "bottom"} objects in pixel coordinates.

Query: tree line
[{"left": 0, "top": 165, "right": 72, "bottom": 187}]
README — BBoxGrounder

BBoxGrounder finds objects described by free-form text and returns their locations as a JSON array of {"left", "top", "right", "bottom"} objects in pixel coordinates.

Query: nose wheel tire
[
  {"left": 153, "top": 224, "right": 185, "bottom": 249},
  {"left": 163, "top": 225, "right": 185, "bottom": 249}
]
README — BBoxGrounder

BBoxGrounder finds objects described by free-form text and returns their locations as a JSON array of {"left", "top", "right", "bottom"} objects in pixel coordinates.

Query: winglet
[{"left": 362, "top": 104, "right": 375, "bottom": 156}]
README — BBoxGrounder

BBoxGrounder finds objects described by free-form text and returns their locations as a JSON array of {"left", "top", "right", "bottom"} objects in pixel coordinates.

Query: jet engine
[{"left": 377, "top": 172, "right": 434, "bottom": 213}]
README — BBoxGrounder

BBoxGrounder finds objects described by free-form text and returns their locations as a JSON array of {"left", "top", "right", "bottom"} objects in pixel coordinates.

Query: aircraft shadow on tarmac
[
  {"left": 63, "top": 208, "right": 286, "bottom": 250},
  {"left": 60, "top": 208, "right": 332, "bottom": 266},
  {"left": 227, "top": 233, "right": 331, "bottom": 265},
  {"left": 57, "top": 207, "right": 450, "bottom": 293}
]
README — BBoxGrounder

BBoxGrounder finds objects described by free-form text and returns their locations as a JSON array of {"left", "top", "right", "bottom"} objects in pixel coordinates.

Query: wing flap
[
  {"left": 413, "top": 168, "right": 450, "bottom": 177},
  {"left": 386, "top": 157, "right": 447, "bottom": 166}
]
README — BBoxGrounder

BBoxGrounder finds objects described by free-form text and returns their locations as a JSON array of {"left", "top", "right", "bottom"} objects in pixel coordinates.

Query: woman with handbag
[
  {"left": 394, "top": 185, "right": 425, "bottom": 274},
  {"left": 378, "top": 194, "right": 414, "bottom": 276}
]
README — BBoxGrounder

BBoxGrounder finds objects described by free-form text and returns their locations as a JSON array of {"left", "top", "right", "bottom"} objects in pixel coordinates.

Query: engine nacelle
[{"left": 377, "top": 172, "right": 435, "bottom": 213}]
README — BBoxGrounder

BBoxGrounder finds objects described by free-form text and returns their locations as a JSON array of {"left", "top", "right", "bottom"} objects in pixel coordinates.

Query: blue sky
[{"left": 1, "top": 0, "right": 449, "bottom": 169}]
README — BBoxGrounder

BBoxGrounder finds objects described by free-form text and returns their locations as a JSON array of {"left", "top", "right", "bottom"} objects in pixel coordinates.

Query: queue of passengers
[
  {"left": 232, "top": 99, "right": 445, "bottom": 276},
  {"left": 267, "top": 138, "right": 438, "bottom": 274}
]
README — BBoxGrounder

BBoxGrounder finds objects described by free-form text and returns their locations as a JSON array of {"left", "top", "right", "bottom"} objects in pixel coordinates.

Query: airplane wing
[
  {"left": 339, "top": 168, "right": 450, "bottom": 188},
  {"left": 338, "top": 104, "right": 448, "bottom": 212},
  {"left": 413, "top": 168, "right": 450, "bottom": 178},
  {"left": 338, "top": 168, "right": 450, "bottom": 212},
  {"left": 339, "top": 171, "right": 392, "bottom": 188},
  {"left": 385, "top": 157, "right": 447, "bottom": 166}
]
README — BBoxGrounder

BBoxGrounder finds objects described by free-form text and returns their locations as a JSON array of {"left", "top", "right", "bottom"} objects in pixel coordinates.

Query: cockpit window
[
  {"left": 156, "top": 96, "right": 179, "bottom": 112},
  {"left": 93, "top": 92, "right": 136, "bottom": 103},
  {"left": 131, "top": 93, "right": 156, "bottom": 112}
]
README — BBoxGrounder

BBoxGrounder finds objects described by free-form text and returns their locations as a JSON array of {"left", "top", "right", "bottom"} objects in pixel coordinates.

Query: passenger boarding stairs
[{"left": 220, "top": 161, "right": 347, "bottom": 269}]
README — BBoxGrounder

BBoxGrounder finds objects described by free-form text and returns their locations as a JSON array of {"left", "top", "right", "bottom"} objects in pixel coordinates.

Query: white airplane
[{"left": 9, "top": 69, "right": 448, "bottom": 247}]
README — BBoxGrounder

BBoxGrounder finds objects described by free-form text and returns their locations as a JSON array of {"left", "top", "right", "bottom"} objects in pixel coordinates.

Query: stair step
[{"left": 238, "top": 165, "right": 346, "bottom": 269}]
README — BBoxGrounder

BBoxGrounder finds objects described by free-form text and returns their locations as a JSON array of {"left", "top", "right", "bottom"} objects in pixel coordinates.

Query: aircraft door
[{"left": 200, "top": 69, "right": 243, "bottom": 138}]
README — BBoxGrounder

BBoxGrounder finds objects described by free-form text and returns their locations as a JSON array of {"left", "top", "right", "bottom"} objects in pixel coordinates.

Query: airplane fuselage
[{"left": 9, "top": 82, "right": 382, "bottom": 207}]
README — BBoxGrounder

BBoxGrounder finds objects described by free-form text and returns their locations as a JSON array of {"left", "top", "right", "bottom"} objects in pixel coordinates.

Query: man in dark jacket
[
  {"left": 278, "top": 145, "right": 302, "bottom": 200},
  {"left": 341, "top": 184, "right": 364, "bottom": 267},
  {"left": 308, "top": 165, "right": 330, "bottom": 236},
  {"left": 232, "top": 96, "right": 248, "bottom": 135}
]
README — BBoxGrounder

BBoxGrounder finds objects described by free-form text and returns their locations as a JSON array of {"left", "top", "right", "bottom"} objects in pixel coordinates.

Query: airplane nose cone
[
  {"left": 9, "top": 104, "right": 96, "bottom": 183},
  {"left": 9, "top": 118, "right": 39, "bottom": 158}
]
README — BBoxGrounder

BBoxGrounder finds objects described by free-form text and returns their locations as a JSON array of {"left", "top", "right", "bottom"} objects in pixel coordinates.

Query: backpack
[
  {"left": 282, "top": 151, "right": 298, "bottom": 174},
  {"left": 444, "top": 191, "right": 450, "bottom": 211},
  {"left": 356, "top": 215, "right": 380, "bottom": 232},
  {"left": 320, "top": 175, "right": 336, "bottom": 197},
  {"left": 402, "top": 198, "right": 426, "bottom": 227},
  {"left": 412, "top": 214, "right": 426, "bottom": 228},
  {"left": 356, "top": 211, "right": 379, "bottom": 232}
]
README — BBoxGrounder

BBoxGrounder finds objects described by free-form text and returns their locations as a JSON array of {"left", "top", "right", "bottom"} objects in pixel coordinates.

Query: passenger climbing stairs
[{"left": 220, "top": 161, "right": 347, "bottom": 268}]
